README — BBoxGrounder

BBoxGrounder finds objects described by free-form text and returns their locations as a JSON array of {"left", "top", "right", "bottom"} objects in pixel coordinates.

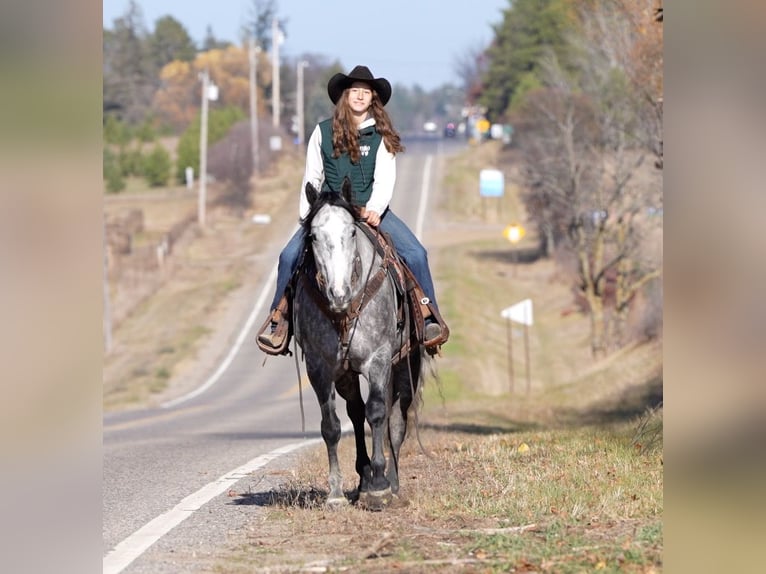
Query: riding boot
[
  {"left": 421, "top": 300, "right": 450, "bottom": 353},
  {"left": 256, "top": 294, "right": 291, "bottom": 355}
]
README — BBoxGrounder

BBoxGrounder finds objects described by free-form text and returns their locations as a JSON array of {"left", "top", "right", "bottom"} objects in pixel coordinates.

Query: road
[{"left": 102, "top": 135, "right": 466, "bottom": 573}]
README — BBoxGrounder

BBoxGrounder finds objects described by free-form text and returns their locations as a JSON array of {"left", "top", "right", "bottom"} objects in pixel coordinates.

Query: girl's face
[{"left": 347, "top": 81, "right": 373, "bottom": 114}]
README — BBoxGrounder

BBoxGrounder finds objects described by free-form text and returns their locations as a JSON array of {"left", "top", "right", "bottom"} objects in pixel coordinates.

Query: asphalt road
[{"left": 102, "top": 134, "right": 466, "bottom": 573}]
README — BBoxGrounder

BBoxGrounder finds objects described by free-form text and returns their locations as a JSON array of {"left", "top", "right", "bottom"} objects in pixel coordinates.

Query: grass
[{"left": 222, "top": 420, "right": 661, "bottom": 573}]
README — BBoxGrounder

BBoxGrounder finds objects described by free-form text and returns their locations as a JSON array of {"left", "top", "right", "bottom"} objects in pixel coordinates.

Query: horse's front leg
[
  {"left": 335, "top": 372, "right": 371, "bottom": 499},
  {"left": 307, "top": 364, "right": 347, "bottom": 506},
  {"left": 359, "top": 354, "right": 393, "bottom": 510}
]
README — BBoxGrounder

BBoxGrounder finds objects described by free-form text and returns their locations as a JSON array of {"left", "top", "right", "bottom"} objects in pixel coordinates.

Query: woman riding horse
[{"left": 257, "top": 65, "right": 448, "bottom": 355}]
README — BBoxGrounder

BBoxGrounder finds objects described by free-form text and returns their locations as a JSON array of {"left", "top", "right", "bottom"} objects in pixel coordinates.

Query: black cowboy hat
[{"left": 327, "top": 65, "right": 392, "bottom": 106}]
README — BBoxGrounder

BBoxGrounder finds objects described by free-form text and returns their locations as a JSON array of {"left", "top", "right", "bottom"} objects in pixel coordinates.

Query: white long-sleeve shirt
[{"left": 298, "top": 117, "right": 397, "bottom": 220}]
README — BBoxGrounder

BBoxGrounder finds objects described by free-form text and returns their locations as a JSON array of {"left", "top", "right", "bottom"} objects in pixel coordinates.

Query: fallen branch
[
  {"left": 412, "top": 523, "right": 538, "bottom": 536},
  {"left": 361, "top": 531, "right": 395, "bottom": 559}
]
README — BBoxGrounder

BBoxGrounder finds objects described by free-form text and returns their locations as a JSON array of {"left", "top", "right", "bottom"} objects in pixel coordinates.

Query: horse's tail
[{"left": 405, "top": 346, "right": 439, "bottom": 459}]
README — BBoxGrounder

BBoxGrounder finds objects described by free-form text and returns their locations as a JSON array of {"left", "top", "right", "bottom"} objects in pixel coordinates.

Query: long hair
[{"left": 331, "top": 89, "right": 405, "bottom": 163}]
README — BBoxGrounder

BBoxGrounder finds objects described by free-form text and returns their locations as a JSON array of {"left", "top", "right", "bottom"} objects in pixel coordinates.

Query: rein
[
  {"left": 339, "top": 224, "right": 383, "bottom": 370},
  {"left": 300, "top": 222, "right": 388, "bottom": 370}
]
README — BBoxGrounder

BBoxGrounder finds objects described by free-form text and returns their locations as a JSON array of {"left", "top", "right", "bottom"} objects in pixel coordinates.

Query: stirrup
[
  {"left": 423, "top": 316, "right": 449, "bottom": 354},
  {"left": 256, "top": 314, "right": 290, "bottom": 355}
]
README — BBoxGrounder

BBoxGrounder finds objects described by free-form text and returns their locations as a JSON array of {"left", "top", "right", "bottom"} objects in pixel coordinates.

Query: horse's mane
[{"left": 300, "top": 188, "right": 363, "bottom": 236}]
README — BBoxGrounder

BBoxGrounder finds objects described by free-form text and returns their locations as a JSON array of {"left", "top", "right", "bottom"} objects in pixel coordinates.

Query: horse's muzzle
[{"left": 327, "top": 286, "right": 351, "bottom": 313}]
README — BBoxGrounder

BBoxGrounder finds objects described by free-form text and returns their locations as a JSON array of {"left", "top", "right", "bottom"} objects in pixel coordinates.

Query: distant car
[
  {"left": 423, "top": 121, "right": 438, "bottom": 133},
  {"left": 444, "top": 122, "right": 456, "bottom": 138}
]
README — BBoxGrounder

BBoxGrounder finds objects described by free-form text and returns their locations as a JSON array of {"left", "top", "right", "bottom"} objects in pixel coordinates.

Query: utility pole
[
  {"left": 198, "top": 69, "right": 209, "bottom": 227},
  {"left": 271, "top": 17, "right": 281, "bottom": 128},
  {"left": 296, "top": 61, "right": 308, "bottom": 146},
  {"left": 103, "top": 220, "right": 112, "bottom": 354},
  {"left": 198, "top": 69, "right": 218, "bottom": 227},
  {"left": 249, "top": 36, "right": 261, "bottom": 173}
]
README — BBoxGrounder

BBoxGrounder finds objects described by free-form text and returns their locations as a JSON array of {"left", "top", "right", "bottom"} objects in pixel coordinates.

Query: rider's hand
[{"left": 364, "top": 210, "right": 381, "bottom": 227}]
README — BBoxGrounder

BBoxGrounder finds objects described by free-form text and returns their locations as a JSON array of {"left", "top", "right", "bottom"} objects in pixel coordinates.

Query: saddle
[{"left": 354, "top": 223, "right": 449, "bottom": 358}]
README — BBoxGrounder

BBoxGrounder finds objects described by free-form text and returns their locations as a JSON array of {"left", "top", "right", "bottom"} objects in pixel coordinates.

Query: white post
[
  {"left": 271, "top": 18, "right": 281, "bottom": 128},
  {"left": 249, "top": 36, "right": 261, "bottom": 173},
  {"left": 297, "top": 61, "right": 308, "bottom": 146},
  {"left": 198, "top": 69, "right": 209, "bottom": 227}
]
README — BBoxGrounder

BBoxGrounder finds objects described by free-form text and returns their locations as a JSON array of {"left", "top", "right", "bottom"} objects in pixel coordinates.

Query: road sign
[
  {"left": 503, "top": 223, "right": 526, "bottom": 244},
  {"left": 500, "top": 298, "right": 534, "bottom": 394},
  {"left": 500, "top": 298, "right": 533, "bottom": 325},
  {"left": 479, "top": 169, "right": 505, "bottom": 197}
]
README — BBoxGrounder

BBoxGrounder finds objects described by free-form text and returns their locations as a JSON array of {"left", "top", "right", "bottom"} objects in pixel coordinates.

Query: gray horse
[{"left": 293, "top": 180, "right": 423, "bottom": 509}]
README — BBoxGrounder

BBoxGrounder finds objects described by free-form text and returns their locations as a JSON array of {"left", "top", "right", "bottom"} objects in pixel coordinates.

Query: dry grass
[{"left": 224, "top": 421, "right": 662, "bottom": 573}]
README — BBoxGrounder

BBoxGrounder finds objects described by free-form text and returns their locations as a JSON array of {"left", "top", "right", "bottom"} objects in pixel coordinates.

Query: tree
[
  {"left": 143, "top": 144, "right": 172, "bottom": 187},
  {"left": 479, "top": 0, "right": 574, "bottom": 121},
  {"left": 150, "top": 15, "right": 197, "bottom": 70},
  {"left": 103, "top": 0, "right": 157, "bottom": 124},
  {"left": 240, "top": 0, "right": 280, "bottom": 51},
  {"left": 202, "top": 25, "right": 232, "bottom": 51},
  {"left": 175, "top": 105, "right": 246, "bottom": 183},
  {"left": 103, "top": 148, "right": 126, "bottom": 193},
  {"left": 103, "top": 115, "right": 132, "bottom": 146},
  {"left": 453, "top": 42, "right": 490, "bottom": 105},
  {"left": 513, "top": 0, "right": 662, "bottom": 355},
  {"left": 153, "top": 46, "right": 259, "bottom": 133},
  {"left": 208, "top": 122, "right": 253, "bottom": 213}
]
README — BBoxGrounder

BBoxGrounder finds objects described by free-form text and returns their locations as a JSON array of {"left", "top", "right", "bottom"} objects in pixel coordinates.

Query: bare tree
[
  {"left": 514, "top": 3, "right": 662, "bottom": 356},
  {"left": 103, "top": 0, "right": 157, "bottom": 124},
  {"left": 452, "top": 41, "right": 489, "bottom": 104}
]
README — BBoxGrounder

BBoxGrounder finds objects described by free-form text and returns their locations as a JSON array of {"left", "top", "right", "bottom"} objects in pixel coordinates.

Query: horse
[{"left": 293, "top": 179, "right": 424, "bottom": 510}]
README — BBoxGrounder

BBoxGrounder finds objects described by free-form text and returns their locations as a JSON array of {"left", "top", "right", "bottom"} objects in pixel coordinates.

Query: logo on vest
[{"left": 360, "top": 145, "right": 371, "bottom": 157}]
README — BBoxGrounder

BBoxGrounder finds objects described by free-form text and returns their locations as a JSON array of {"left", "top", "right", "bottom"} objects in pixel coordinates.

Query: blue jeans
[
  {"left": 270, "top": 226, "right": 305, "bottom": 310},
  {"left": 268, "top": 210, "right": 439, "bottom": 311}
]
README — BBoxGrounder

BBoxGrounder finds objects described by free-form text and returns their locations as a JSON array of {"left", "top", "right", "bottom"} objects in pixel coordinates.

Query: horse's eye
[{"left": 351, "top": 228, "right": 356, "bottom": 238}]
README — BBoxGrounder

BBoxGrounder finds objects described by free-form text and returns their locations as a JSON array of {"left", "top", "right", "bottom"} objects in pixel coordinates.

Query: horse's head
[{"left": 302, "top": 178, "right": 361, "bottom": 313}]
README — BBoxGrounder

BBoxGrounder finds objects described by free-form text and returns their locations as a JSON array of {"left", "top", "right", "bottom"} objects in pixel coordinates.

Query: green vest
[{"left": 318, "top": 118, "right": 382, "bottom": 207}]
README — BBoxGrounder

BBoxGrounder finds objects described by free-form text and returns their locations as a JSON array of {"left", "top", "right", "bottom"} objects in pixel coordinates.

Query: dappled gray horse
[{"left": 294, "top": 180, "right": 422, "bottom": 509}]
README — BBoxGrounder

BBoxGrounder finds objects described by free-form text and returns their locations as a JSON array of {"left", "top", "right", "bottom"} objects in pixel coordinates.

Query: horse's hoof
[
  {"left": 358, "top": 488, "right": 393, "bottom": 511},
  {"left": 326, "top": 496, "right": 349, "bottom": 509}
]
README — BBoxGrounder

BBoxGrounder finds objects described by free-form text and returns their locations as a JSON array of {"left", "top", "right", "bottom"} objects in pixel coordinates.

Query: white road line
[
  {"left": 415, "top": 154, "right": 433, "bottom": 240},
  {"left": 102, "top": 439, "right": 322, "bottom": 574}
]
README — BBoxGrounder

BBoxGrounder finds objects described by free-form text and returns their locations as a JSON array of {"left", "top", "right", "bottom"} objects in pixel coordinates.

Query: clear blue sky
[{"left": 103, "top": 0, "right": 509, "bottom": 90}]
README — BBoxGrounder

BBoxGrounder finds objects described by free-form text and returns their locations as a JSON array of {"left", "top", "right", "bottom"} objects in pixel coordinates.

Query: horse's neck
[{"left": 352, "top": 224, "right": 379, "bottom": 295}]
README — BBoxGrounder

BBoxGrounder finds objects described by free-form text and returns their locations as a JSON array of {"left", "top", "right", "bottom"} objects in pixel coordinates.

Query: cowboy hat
[{"left": 327, "top": 65, "right": 392, "bottom": 106}]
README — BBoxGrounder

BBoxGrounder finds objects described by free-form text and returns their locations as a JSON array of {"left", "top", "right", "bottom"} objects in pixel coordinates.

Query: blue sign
[{"left": 479, "top": 169, "right": 505, "bottom": 197}]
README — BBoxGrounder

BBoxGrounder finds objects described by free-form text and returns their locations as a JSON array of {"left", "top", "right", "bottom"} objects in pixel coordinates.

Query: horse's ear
[
  {"left": 305, "top": 182, "right": 318, "bottom": 206},
  {"left": 341, "top": 176, "right": 353, "bottom": 205}
]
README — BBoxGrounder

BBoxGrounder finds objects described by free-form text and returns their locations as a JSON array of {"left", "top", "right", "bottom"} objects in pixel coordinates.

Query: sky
[{"left": 103, "top": 0, "right": 510, "bottom": 90}]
